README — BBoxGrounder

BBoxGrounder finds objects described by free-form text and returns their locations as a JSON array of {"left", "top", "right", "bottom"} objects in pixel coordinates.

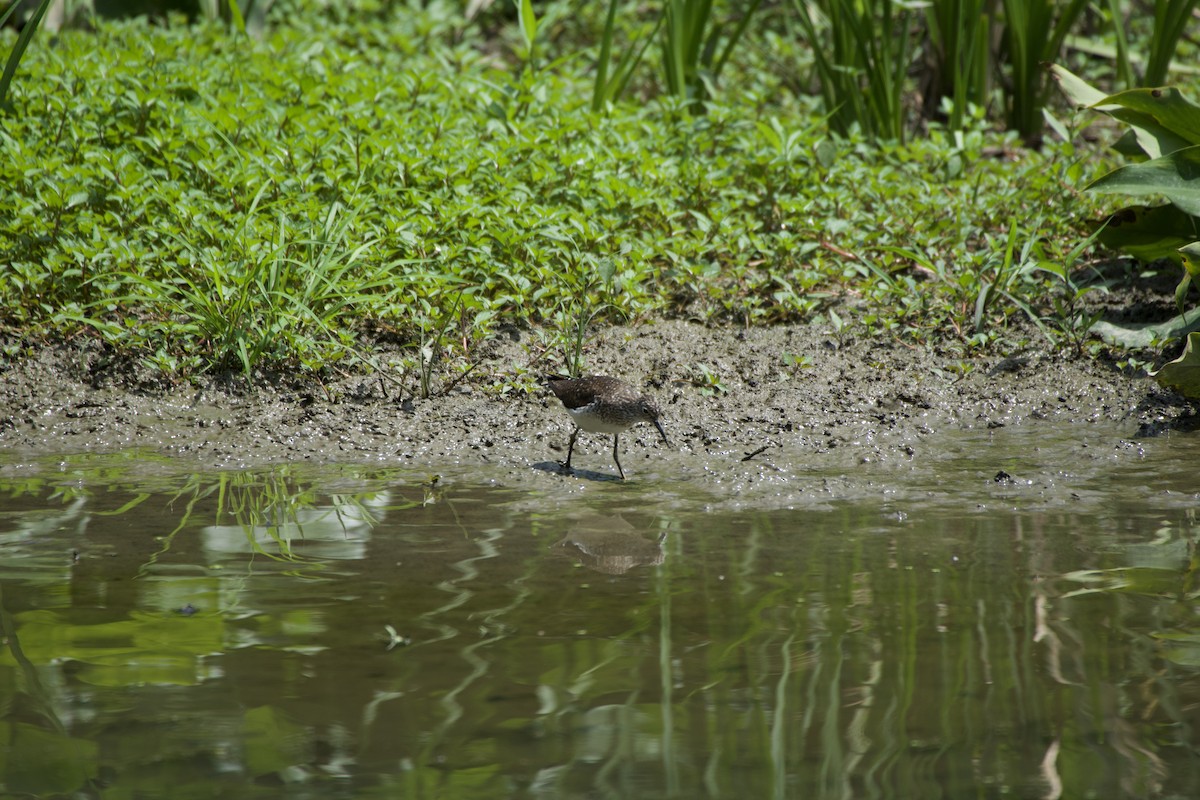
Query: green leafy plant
[
  {"left": 1052, "top": 65, "right": 1200, "bottom": 340},
  {"left": 689, "top": 362, "right": 727, "bottom": 396},
  {"left": 550, "top": 255, "right": 618, "bottom": 378},
  {"left": 413, "top": 289, "right": 468, "bottom": 399},
  {"left": 0, "top": 8, "right": 1156, "bottom": 384},
  {"left": 1150, "top": 329, "right": 1200, "bottom": 398}
]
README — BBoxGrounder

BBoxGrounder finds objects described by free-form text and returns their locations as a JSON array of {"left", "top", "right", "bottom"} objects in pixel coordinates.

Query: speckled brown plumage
[{"left": 546, "top": 375, "right": 669, "bottom": 479}]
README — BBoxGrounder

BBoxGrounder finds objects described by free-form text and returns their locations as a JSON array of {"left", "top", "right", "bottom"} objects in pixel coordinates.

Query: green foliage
[
  {"left": 0, "top": 8, "right": 1121, "bottom": 381},
  {"left": 999, "top": 0, "right": 1088, "bottom": 142},
  {"left": 1150, "top": 328, "right": 1200, "bottom": 397},
  {"left": 1143, "top": 0, "right": 1200, "bottom": 87},
  {"left": 688, "top": 362, "right": 727, "bottom": 395},
  {"left": 1052, "top": 65, "right": 1200, "bottom": 330},
  {"left": 923, "top": 0, "right": 991, "bottom": 131},
  {"left": 0, "top": 0, "right": 53, "bottom": 113},
  {"left": 792, "top": 0, "right": 918, "bottom": 141}
]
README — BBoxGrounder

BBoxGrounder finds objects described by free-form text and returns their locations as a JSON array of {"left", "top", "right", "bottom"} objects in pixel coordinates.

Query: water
[{"left": 1, "top": 423, "right": 1198, "bottom": 799}]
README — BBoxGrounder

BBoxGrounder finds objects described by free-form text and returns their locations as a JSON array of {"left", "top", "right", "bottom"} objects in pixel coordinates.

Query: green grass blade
[
  {"left": 0, "top": 0, "right": 53, "bottom": 113},
  {"left": 592, "top": 0, "right": 619, "bottom": 112},
  {"left": 226, "top": 0, "right": 247, "bottom": 34},
  {"left": 1145, "top": 0, "right": 1199, "bottom": 86},
  {"left": 516, "top": 0, "right": 538, "bottom": 58},
  {"left": 712, "top": 0, "right": 764, "bottom": 78}
]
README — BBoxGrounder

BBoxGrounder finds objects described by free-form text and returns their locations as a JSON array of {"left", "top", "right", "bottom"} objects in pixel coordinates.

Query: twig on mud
[
  {"left": 819, "top": 240, "right": 860, "bottom": 261},
  {"left": 440, "top": 361, "right": 480, "bottom": 396},
  {"left": 741, "top": 444, "right": 773, "bottom": 462}
]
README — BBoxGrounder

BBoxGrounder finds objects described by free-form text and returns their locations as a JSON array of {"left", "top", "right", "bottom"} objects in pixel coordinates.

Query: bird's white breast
[{"left": 567, "top": 405, "right": 631, "bottom": 434}]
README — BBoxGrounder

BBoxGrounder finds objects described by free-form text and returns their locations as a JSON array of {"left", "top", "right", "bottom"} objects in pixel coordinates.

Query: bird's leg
[
  {"left": 612, "top": 434, "right": 625, "bottom": 480},
  {"left": 563, "top": 427, "right": 580, "bottom": 472}
]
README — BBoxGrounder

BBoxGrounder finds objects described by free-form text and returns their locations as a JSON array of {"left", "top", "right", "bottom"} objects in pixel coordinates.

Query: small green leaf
[{"left": 814, "top": 139, "right": 837, "bottom": 169}]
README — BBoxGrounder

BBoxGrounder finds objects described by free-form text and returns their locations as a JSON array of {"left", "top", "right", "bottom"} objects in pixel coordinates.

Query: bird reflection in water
[{"left": 555, "top": 515, "right": 667, "bottom": 575}]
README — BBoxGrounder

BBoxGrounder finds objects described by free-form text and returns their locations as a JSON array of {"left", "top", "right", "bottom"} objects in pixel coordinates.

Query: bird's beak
[{"left": 653, "top": 419, "right": 670, "bottom": 448}]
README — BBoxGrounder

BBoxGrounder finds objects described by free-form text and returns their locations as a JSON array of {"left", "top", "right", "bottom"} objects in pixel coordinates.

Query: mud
[{"left": 0, "top": 317, "right": 1195, "bottom": 496}]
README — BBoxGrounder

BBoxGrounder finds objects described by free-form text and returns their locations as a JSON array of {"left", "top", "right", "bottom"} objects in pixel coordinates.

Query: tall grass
[
  {"left": 792, "top": 0, "right": 919, "bottom": 140},
  {"left": 794, "top": 0, "right": 1194, "bottom": 141},
  {"left": 592, "top": 0, "right": 762, "bottom": 111},
  {"left": 923, "top": 0, "right": 991, "bottom": 130},
  {"left": 1000, "top": 0, "right": 1088, "bottom": 142},
  {"left": 592, "top": 0, "right": 659, "bottom": 111},
  {"left": 660, "top": 0, "right": 764, "bottom": 107},
  {"left": 1144, "top": 0, "right": 1200, "bottom": 86}
]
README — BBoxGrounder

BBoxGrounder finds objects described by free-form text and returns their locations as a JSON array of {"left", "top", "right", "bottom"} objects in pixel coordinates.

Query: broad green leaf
[
  {"left": 1105, "top": 106, "right": 1192, "bottom": 159},
  {"left": 1099, "top": 87, "right": 1200, "bottom": 147},
  {"left": 1050, "top": 66, "right": 1197, "bottom": 157},
  {"left": 1086, "top": 145, "right": 1200, "bottom": 216},
  {"left": 1090, "top": 305, "right": 1200, "bottom": 349},
  {"left": 1150, "top": 330, "right": 1200, "bottom": 397},
  {"left": 1090, "top": 204, "right": 1200, "bottom": 264}
]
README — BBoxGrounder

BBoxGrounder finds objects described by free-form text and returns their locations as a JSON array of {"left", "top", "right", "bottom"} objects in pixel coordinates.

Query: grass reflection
[
  {"left": 0, "top": 454, "right": 1198, "bottom": 797},
  {"left": 132, "top": 467, "right": 431, "bottom": 575}
]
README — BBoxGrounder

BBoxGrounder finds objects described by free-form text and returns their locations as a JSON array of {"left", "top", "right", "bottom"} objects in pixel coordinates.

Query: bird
[{"left": 545, "top": 375, "right": 670, "bottom": 480}]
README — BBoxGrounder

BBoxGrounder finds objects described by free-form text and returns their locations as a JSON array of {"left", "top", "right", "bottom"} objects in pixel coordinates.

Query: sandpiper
[{"left": 546, "top": 375, "right": 670, "bottom": 480}]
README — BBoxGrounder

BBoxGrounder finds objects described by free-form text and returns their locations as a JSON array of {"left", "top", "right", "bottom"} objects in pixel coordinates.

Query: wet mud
[{"left": 0, "top": 319, "right": 1195, "bottom": 501}]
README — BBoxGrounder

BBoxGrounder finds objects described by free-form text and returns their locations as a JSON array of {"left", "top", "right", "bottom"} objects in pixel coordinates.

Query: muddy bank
[{"left": 1, "top": 318, "right": 1194, "bottom": 482}]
